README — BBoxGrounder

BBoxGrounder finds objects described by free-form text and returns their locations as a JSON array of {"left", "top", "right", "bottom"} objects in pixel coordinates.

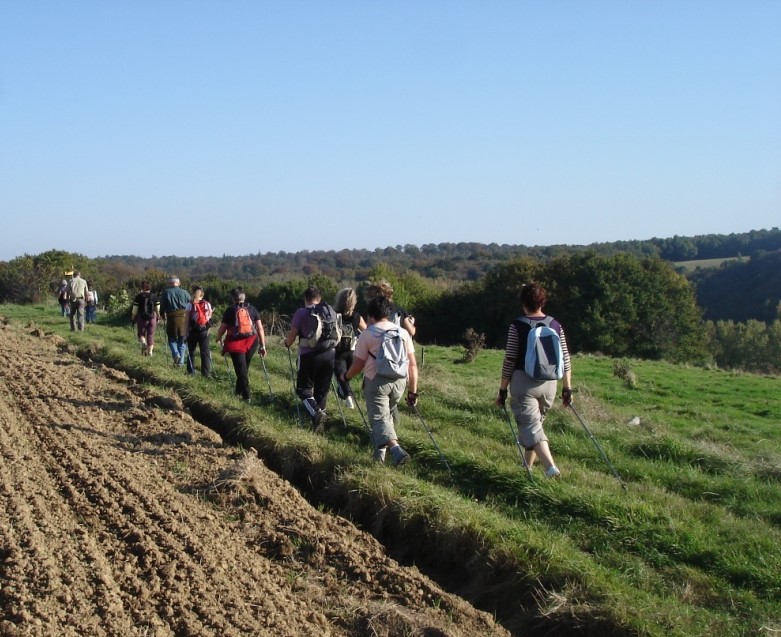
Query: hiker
[
  {"left": 66, "top": 271, "right": 89, "bottom": 331},
  {"left": 283, "top": 286, "right": 339, "bottom": 432},
  {"left": 185, "top": 285, "right": 213, "bottom": 377},
  {"left": 344, "top": 294, "right": 418, "bottom": 466},
  {"left": 495, "top": 282, "right": 573, "bottom": 478},
  {"left": 333, "top": 287, "right": 367, "bottom": 409},
  {"left": 364, "top": 279, "right": 416, "bottom": 337},
  {"left": 56, "top": 279, "right": 69, "bottom": 316},
  {"left": 215, "top": 287, "right": 266, "bottom": 402},
  {"left": 85, "top": 281, "right": 99, "bottom": 324},
  {"left": 160, "top": 275, "right": 191, "bottom": 367},
  {"left": 131, "top": 280, "right": 160, "bottom": 356}
]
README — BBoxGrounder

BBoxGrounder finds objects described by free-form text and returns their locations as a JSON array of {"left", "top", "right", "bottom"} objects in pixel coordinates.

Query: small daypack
[
  {"left": 368, "top": 326, "right": 409, "bottom": 380},
  {"left": 86, "top": 290, "right": 94, "bottom": 304},
  {"left": 140, "top": 293, "right": 156, "bottom": 320},
  {"left": 300, "top": 303, "right": 342, "bottom": 352},
  {"left": 233, "top": 304, "right": 256, "bottom": 338},
  {"left": 513, "top": 316, "right": 563, "bottom": 381},
  {"left": 389, "top": 308, "right": 403, "bottom": 327},
  {"left": 336, "top": 313, "right": 359, "bottom": 353},
  {"left": 192, "top": 301, "right": 209, "bottom": 328}
]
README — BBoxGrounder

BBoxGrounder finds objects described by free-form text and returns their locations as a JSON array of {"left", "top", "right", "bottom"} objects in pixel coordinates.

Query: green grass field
[
  {"left": 673, "top": 256, "right": 749, "bottom": 273},
  {"left": 4, "top": 303, "right": 780, "bottom": 637}
]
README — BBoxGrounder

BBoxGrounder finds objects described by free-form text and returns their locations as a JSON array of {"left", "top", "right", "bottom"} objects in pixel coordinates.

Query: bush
[
  {"left": 461, "top": 328, "right": 486, "bottom": 363},
  {"left": 105, "top": 289, "right": 131, "bottom": 319},
  {"left": 613, "top": 358, "right": 638, "bottom": 388}
]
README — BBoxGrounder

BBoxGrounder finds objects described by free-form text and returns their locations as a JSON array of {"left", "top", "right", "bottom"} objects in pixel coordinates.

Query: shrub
[
  {"left": 462, "top": 327, "right": 486, "bottom": 363},
  {"left": 613, "top": 358, "right": 638, "bottom": 388}
]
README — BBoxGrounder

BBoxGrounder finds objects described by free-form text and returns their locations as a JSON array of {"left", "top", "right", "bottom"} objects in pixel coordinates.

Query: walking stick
[
  {"left": 260, "top": 354, "right": 274, "bottom": 400},
  {"left": 410, "top": 404, "right": 453, "bottom": 477},
  {"left": 330, "top": 378, "right": 348, "bottom": 429},
  {"left": 501, "top": 405, "right": 534, "bottom": 480},
  {"left": 286, "top": 347, "right": 303, "bottom": 425},
  {"left": 569, "top": 404, "right": 627, "bottom": 491},
  {"left": 349, "top": 386, "right": 372, "bottom": 436}
]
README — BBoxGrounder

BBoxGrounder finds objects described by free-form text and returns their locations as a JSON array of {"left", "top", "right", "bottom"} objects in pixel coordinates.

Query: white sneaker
[
  {"left": 545, "top": 466, "right": 561, "bottom": 479},
  {"left": 345, "top": 396, "right": 355, "bottom": 409}
]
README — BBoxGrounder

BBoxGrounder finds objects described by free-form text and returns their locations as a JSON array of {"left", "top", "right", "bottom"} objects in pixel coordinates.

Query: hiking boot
[
  {"left": 345, "top": 396, "right": 355, "bottom": 410},
  {"left": 545, "top": 465, "right": 561, "bottom": 479},
  {"left": 173, "top": 354, "right": 181, "bottom": 366},
  {"left": 372, "top": 447, "right": 387, "bottom": 463},
  {"left": 390, "top": 445, "right": 410, "bottom": 467},
  {"left": 311, "top": 410, "right": 326, "bottom": 434}
]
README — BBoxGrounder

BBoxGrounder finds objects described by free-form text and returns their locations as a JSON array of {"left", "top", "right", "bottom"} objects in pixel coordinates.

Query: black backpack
[
  {"left": 140, "top": 293, "right": 156, "bottom": 320},
  {"left": 301, "top": 302, "right": 342, "bottom": 352},
  {"left": 336, "top": 313, "right": 360, "bottom": 353}
]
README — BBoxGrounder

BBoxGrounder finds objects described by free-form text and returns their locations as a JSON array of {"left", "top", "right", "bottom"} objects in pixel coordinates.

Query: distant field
[{"left": 673, "top": 255, "right": 749, "bottom": 273}]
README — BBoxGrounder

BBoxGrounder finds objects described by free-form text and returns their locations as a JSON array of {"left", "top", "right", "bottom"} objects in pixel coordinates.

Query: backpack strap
[{"left": 366, "top": 324, "right": 397, "bottom": 360}]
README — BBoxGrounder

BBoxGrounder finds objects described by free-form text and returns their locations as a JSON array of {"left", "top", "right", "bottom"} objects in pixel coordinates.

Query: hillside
[
  {"left": 2, "top": 304, "right": 779, "bottom": 637},
  {"left": 0, "top": 317, "right": 508, "bottom": 637}
]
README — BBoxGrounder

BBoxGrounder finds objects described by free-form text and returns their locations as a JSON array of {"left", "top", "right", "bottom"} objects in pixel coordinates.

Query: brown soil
[{"left": 0, "top": 321, "right": 510, "bottom": 637}]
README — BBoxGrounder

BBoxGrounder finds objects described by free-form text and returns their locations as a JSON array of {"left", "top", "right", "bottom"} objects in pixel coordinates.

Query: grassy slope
[{"left": 5, "top": 304, "right": 780, "bottom": 637}]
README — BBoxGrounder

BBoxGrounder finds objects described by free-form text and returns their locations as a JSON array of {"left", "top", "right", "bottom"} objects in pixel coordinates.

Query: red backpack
[{"left": 192, "top": 301, "right": 209, "bottom": 327}]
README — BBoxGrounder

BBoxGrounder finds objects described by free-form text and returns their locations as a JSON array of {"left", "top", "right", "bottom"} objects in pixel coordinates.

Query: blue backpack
[{"left": 513, "top": 316, "right": 563, "bottom": 381}]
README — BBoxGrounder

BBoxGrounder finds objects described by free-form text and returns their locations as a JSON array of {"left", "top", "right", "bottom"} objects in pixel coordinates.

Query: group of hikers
[
  {"left": 56, "top": 271, "right": 99, "bottom": 331},
  {"left": 61, "top": 272, "right": 574, "bottom": 475}
]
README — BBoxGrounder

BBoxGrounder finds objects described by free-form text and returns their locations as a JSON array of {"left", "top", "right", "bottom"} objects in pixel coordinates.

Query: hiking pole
[
  {"left": 222, "top": 350, "right": 233, "bottom": 381},
  {"left": 286, "top": 347, "right": 303, "bottom": 425},
  {"left": 259, "top": 354, "right": 274, "bottom": 401},
  {"left": 330, "top": 379, "right": 348, "bottom": 429},
  {"left": 410, "top": 404, "right": 453, "bottom": 477},
  {"left": 569, "top": 404, "right": 627, "bottom": 491},
  {"left": 501, "top": 405, "right": 534, "bottom": 480},
  {"left": 349, "top": 386, "right": 372, "bottom": 436}
]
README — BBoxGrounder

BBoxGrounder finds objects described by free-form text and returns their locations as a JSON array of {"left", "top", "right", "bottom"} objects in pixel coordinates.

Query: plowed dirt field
[{"left": 0, "top": 320, "right": 510, "bottom": 637}]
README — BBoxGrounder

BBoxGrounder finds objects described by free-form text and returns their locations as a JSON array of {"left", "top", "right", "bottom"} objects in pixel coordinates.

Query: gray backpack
[{"left": 368, "top": 326, "right": 409, "bottom": 379}]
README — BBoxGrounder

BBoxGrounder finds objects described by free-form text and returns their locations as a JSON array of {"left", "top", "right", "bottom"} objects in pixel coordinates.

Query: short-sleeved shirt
[
  {"left": 67, "top": 277, "right": 89, "bottom": 300},
  {"left": 291, "top": 305, "right": 318, "bottom": 355},
  {"left": 221, "top": 303, "right": 260, "bottom": 353},
  {"left": 353, "top": 319, "right": 414, "bottom": 380}
]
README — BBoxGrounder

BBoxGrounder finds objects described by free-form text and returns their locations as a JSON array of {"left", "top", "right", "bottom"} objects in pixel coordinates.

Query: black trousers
[
  {"left": 229, "top": 338, "right": 259, "bottom": 400},
  {"left": 333, "top": 350, "right": 354, "bottom": 398},
  {"left": 297, "top": 348, "right": 336, "bottom": 413},
  {"left": 187, "top": 326, "right": 212, "bottom": 377}
]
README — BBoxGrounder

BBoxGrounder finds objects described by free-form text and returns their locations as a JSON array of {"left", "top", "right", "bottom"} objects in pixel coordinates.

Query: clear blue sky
[{"left": 2, "top": 0, "right": 779, "bottom": 260}]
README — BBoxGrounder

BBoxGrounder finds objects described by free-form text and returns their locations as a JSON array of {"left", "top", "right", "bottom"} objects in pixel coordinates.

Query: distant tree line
[{"left": 1, "top": 229, "right": 780, "bottom": 373}]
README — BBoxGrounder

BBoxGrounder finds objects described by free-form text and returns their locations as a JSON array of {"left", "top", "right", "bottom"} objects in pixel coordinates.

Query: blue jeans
[{"left": 168, "top": 337, "right": 187, "bottom": 365}]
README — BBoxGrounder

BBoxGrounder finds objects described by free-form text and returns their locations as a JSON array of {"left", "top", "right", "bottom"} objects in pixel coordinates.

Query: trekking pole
[
  {"left": 569, "top": 404, "right": 627, "bottom": 491},
  {"left": 501, "top": 405, "right": 534, "bottom": 480},
  {"left": 349, "top": 386, "right": 372, "bottom": 436},
  {"left": 286, "top": 347, "right": 303, "bottom": 425},
  {"left": 330, "top": 379, "right": 348, "bottom": 429},
  {"left": 222, "top": 349, "right": 233, "bottom": 380},
  {"left": 410, "top": 404, "right": 453, "bottom": 477},
  {"left": 260, "top": 354, "right": 274, "bottom": 401}
]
